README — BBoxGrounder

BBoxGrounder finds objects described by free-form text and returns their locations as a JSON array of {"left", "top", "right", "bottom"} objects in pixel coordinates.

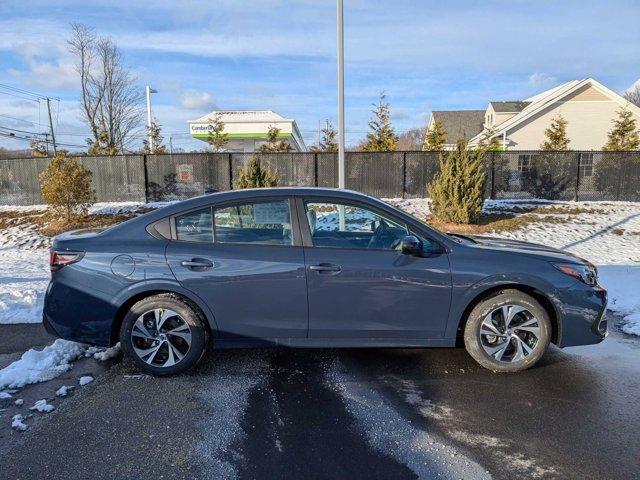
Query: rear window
[{"left": 175, "top": 207, "right": 213, "bottom": 243}]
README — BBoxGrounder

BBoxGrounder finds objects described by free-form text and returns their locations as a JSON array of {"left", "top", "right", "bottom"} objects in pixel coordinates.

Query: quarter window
[
  {"left": 305, "top": 201, "right": 407, "bottom": 250},
  {"left": 214, "top": 200, "right": 292, "bottom": 245},
  {"left": 175, "top": 208, "right": 213, "bottom": 243}
]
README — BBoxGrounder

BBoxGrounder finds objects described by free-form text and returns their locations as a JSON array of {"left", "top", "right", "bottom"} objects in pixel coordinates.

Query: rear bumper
[
  {"left": 556, "top": 283, "right": 608, "bottom": 347},
  {"left": 42, "top": 280, "right": 117, "bottom": 347}
]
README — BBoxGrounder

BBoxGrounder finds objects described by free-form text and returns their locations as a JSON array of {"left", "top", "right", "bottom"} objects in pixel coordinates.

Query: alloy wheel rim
[
  {"left": 479, "top": 305, "right": 541, "bottom": 363},
  {"left": 130, "top": 308, "right": 192, "bottom": 368}
]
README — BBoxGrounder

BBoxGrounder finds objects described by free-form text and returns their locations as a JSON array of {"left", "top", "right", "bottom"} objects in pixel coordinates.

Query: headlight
[{"left": 552, "top": 263, "right": 598, "bottom": 286}]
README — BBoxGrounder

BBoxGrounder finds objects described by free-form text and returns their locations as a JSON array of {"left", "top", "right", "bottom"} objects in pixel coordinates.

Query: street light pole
[
  {"left": 145, "top": 86, "right": 157, "bottom": 151},
  {"left": 337, "top": 0, "right": 345, "bottom": 189}
]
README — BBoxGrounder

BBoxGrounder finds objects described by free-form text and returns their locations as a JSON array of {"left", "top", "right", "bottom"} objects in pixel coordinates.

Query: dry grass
[
  {"left": 611, "top": 228, "right": 625, "bottom": 236},
  {"left": 490, "top": 205, "right": 605, "bottom": 215},
  {"left": 428, "top": 213, "right": 567, "bottom": 234},
  {"left": 37, "top": 213, "right": 133, "bottom": 237},
  {"left": 0, "top": 209, "right": 133, "bottom": 238}
]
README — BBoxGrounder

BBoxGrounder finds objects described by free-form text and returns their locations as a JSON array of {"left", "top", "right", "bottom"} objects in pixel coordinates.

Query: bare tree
[
  {"left": 623, "top": 83, "right": 640, "bottom": 108},
  {"left": 68, "top": 23, "right": 143, "bottom": 155},
  {"left": 396, "top": 128, "right": 424, "bottom": 150}
]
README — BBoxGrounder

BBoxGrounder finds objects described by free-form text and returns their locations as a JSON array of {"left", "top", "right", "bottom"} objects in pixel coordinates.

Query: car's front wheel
[
  {"left": 463, "top": 289, "right": 551, "bottom": 372},
  {"left": 120, "top": 294, "right": 208, "bottom": 376}
]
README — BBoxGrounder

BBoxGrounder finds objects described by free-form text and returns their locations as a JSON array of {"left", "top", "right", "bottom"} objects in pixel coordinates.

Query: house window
[
  {"left": 579, "top": 153, "right": 593, "bottom": 177},
  {"left": 518, "top": 154, "right": 531, "bottom": 172}
]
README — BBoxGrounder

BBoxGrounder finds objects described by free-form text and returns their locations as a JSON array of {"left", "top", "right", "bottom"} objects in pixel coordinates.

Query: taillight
[{"left": 49, "top": 250, "right": 84, "bottom": 272}]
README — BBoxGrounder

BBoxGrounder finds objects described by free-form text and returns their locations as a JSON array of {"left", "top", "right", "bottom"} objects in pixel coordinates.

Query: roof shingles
[{"left": 432, "top": 110, "right": 485, "bottom": 143}]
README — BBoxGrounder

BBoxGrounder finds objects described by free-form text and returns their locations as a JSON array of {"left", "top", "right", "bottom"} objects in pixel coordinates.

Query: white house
[
  {"left": 426, "top": 78, "right": 640, "bottom": 151},
  {"left": 187, "top": 110, "right": 306, "bottom": 152}
]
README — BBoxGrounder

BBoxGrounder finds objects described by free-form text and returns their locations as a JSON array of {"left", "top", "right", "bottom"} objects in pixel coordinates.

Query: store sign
[{"left": 176, "top": 164, "right": 193, "bottom": 183}]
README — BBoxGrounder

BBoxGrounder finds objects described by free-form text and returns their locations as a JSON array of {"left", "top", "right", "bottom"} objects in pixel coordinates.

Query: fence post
[
  {"left": 228, "top": 153, "right": 233, "bottom": 190},
  {"left": 490, "top": 152, "right": 496, "bottom": 200},
  {"left": 314, "top": 152, "right": 319, "bottom": 187},
  {"left": 143, "top": 154, "right": 149, "bottom": 203},
  {"left": 574, "top": 152, "right": 581, "bottom": 201},
  {"left": 401, "top": 152, "right": 407, "bottom": 199}
]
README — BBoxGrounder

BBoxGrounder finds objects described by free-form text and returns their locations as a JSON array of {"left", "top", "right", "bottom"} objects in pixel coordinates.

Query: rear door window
[
  {"left": 214, "top": 200, "right": 293, "bottom": 246},
  {"left": 175, "top": 207, "right": 213, "bottom": 243}
]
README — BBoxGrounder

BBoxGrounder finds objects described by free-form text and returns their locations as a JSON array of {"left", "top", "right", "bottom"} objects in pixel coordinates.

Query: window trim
[
  {"left": 168, "top": 197, "right": 301, "bottom": 247},
  {"left": 296, "top": 197, "right": 412, "bottom": 252}
]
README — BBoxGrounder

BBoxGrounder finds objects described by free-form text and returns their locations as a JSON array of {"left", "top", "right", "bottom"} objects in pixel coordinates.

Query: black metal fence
[{"left": 0, "top": 151, "right": 638, "bottom": 206}]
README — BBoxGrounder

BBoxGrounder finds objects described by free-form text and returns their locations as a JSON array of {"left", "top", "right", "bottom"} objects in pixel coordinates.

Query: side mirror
[{"left": 401, "top": 235, "right": 423, "bottom": 256}]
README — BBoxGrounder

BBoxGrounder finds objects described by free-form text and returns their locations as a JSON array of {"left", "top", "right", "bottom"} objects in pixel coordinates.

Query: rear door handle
[
  {"left": 180, "top": 258, "right": 214, "bottom": 270},
  {"left": 309, "top": 263, "right": 342, "bottom": 274}
]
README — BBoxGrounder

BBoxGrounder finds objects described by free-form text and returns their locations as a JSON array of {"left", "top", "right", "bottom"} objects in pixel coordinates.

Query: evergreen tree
[
  {"left": 39, "top": 151, "right": 96, "bottom": 221},
  {"left": 603, "top": 108, "right": 640, "bottom": 151},
  {"left": 142, "top": 122, "right": 167, "bottom": 154},
  {"left": 361, "top": 92, "right": 398, "bottom": 152},
  {"left": 206, "top": 113, "right": 229, "bottom": 152},
  {"left": 540, "top": 115, "right": 571, "bottom": 150},
  {"left": 319, "top": 120, "right": 338, "bottom": 152},
  {"left": 234, "top": 156, "right": 278, "bottom": 189},
  {"left": 428, "top": 138, "right": 486, "bottom": 224},
  {"left": 423, "top": 121, "right": 447, "bottom": 151},
  {"left": 87, "top": 129, "right": 118, "bottom": 156},
  {"left": 258, "top": 125, "right": 292, "bottom": 153},
  {"left": 477, "top": 126, "right": 501, "bottom": 151}
]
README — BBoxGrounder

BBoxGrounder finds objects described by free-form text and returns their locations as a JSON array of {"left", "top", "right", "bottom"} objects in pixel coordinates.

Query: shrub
[
  {"left": 428, "top": 138, "right": 486, "bottom": 224},
  {"left": 39, "top": 152, "right": 95, "bottom": 221},
  {"left": 234, "top": 156, "right": 278, "bottom": 189}
]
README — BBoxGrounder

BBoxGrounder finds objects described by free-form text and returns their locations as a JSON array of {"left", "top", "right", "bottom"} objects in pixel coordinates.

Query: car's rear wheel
[
  {"left": 463, "top": 289, "right": 551, "bottom": 372},
  {"left": 120, "top": 294, "right": 208, "bottom": 376}
]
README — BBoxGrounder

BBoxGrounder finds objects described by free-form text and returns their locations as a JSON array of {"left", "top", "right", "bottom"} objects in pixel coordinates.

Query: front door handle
[
  {"left": 180, "top": 258, "right": 214, "bottom": 270},
  {"left": 309, "top": 263, "right": 342, "bottom": 274}
]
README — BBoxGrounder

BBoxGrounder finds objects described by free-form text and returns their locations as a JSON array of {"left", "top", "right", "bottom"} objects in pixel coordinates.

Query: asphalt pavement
[{"left": 0, "top": 313, "right": 638, "bottom": 480}]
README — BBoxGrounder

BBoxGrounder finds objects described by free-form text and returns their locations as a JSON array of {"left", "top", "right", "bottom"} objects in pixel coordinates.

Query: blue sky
[{"left": 0, "top": 0, "right": 639, "bottom": 151}]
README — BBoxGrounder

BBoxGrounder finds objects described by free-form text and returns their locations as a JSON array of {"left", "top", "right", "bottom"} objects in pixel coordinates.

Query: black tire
[
  {"left": 463, "top": 289, "right": 551, "bottom": 373},
  {"left": 120, "top": 293, "right": 208, "bottom": 376}
]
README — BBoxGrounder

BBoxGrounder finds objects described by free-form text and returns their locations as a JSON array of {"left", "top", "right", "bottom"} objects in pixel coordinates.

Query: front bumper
[{"left": 556, "top": 283, "right": 608, "bottom": 347}]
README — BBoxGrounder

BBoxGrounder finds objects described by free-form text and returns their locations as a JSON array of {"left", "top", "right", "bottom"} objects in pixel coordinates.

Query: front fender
[{"left": 444, "top": 272, "right": 564, "bottom": 341}]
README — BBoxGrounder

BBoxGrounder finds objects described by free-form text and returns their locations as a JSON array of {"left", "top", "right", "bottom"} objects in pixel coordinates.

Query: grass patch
[
  {"left": 611, "top": 228, "right": 625, "bottom": 236},
  {"left": 37, "top": 213, "right": 134, "bottom": 237},
  {"left": 488, "top": 205, "right": 606, "bottom": 215},
  {"left": 428, "top": 213, "right": 567, "bottom": 234},
  {"left": 0, "top": 209, "right": 134, "bottom": 238}
]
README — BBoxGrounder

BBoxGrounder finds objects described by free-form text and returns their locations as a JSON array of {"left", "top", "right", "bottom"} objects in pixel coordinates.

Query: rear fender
[{"left": 112, "top": 280, "right": 219, "bottom": 334}]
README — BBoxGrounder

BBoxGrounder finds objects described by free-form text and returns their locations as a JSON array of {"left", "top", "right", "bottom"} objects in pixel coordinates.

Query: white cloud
[
  {"left": 528, "top": 73, "right": 557, "bottom": 88},
  {"left": 8, "top": 57, "right": 77, "bottom": 90},
  {"left": 179, "top": 89, "right": 216, "bottom": 110}
]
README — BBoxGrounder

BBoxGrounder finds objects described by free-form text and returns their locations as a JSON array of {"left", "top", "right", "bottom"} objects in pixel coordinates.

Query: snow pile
[
  {"left": 0, "top": 339, "right": 89, "bottom": 390},
  {"left": 11, "top": 414, "right": 27, "bottom": 431},
  {"left": 30, "top": 399, "right": 55, "bottom": 413},
  {"left": 0, "top": 248, "right": 50, "bottom": 324},
  {"left": 85, "top": 343, "right": 120, "bottom": 361},
  {"left": 14, "top": 398, "right": 24, "bottom": 406},
  {"left": 0, "top": 391, "right": 12, "bottom": 399},
  {"left": 79, "top": 375, "right": 94, "bottom": 386},
  {"left": 55, "top": 385, "right": 74, "bottom": 397}
]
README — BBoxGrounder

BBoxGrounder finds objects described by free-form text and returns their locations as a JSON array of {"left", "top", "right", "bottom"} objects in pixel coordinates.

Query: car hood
[{"left": 453, "top": 234, "right": 591, "bottom": 265}]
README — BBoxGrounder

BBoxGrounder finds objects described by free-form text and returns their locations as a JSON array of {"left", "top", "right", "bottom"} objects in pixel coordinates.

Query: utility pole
[
  {"left": 145, "top": 86, "right": 157, "bottom": 151},
  {"left": 317, "top": 119, "right": 321, "bottom": 149},
  {"left": 45, "top": 98, "right": 57, "bottom": 155}
]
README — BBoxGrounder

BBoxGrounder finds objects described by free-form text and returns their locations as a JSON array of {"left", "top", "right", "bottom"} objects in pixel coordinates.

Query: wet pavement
[{"left": 0, "top": 313, "right": 638, "bottom": 480}]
